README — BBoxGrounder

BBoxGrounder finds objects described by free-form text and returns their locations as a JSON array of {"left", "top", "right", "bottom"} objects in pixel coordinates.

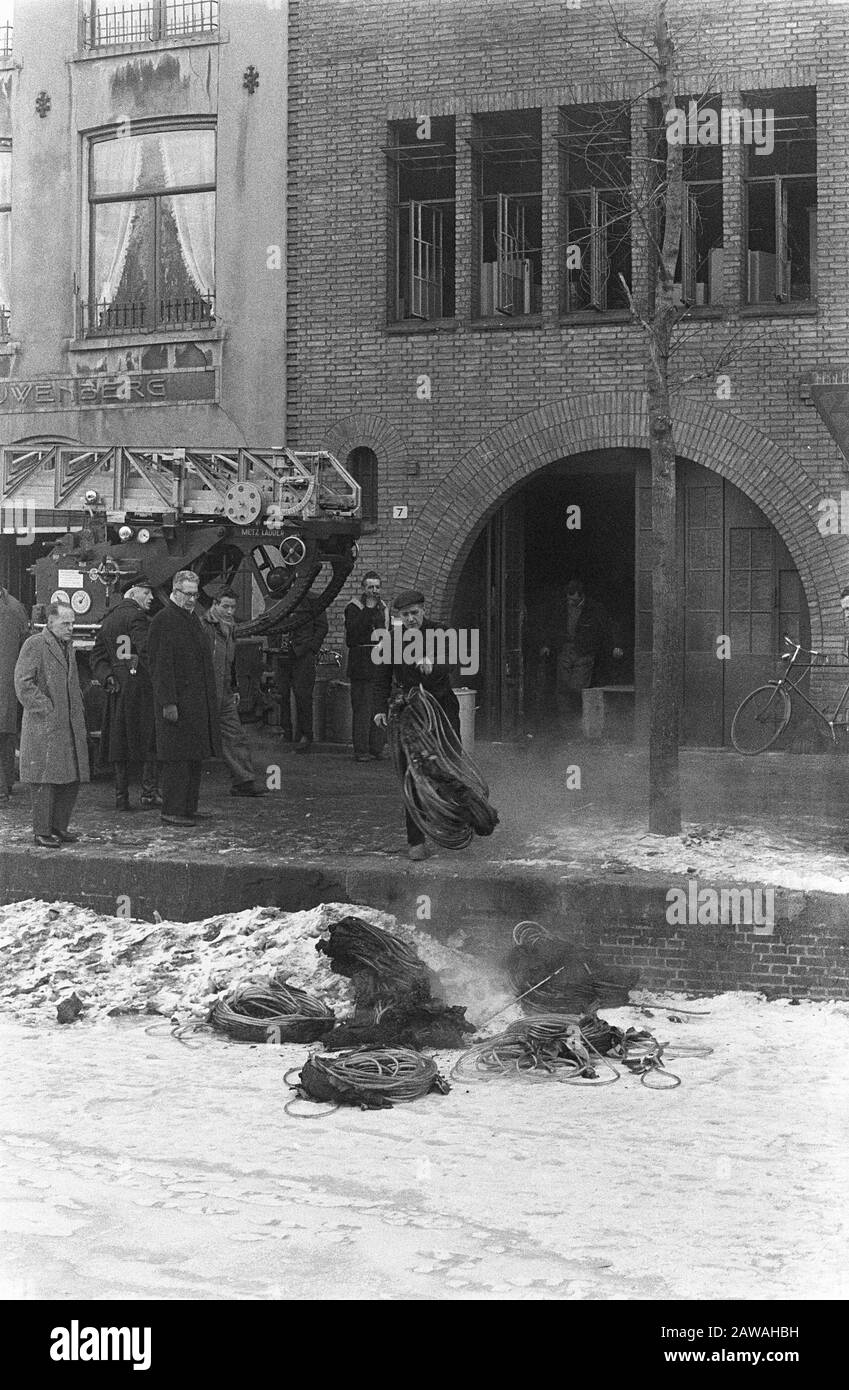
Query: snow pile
[{"left": 0, "top": 899, "right": 516, "bottom": 1030}]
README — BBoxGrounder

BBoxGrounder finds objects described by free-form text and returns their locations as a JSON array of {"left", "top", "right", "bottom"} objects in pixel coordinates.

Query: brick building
[{"left": 286, "top": 0, "right": 849, "bottom": 744}]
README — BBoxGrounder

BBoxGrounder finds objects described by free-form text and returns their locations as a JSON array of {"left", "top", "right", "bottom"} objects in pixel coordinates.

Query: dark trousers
[
  {"left": 114, "top": 759, "right": 160, "bottom": 803},
  {"left": 276, "top": 653, "right": 316, "bottom": 740},
  {"left": 350, "top": 679, "right": 385, "bottom": 758},
  {"left": 0, "top": 730, "right": 15, "bottom": 793},
  {"left": 31, "top": 781, "right": 79, "bottom": 837},
  {"left": 160, "top": 761, "right": 202, "bottom": 818}
]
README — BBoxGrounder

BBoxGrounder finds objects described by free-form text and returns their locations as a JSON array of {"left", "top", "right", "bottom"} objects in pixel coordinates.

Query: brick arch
[
  {"left": 397, "top": 391, "right": 843, "bottom": 650},
  {"left": 318, "top": 412, "right": 415, "bottom": 477}
]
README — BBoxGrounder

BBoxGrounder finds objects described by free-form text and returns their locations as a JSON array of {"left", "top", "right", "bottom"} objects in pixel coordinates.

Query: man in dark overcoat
[
  {"left": 0, "top": 583, "right": 29, "bottom": 805},
  {"left": 274, "top": 592, "right": 328, "bottom": 753},
  {"left": 14, "top": 601, "right": 90, "bottom": 847},
  {"left": 373, "top": 588, "right": 460, "bottom": 861},
  {"left": 92, "top": 576, "right": 160, "bottom": 812},
  {"left": 148, "top": 570, "right": 221, "bottom": 826},
  {"left": 345, "top": 570, "right": 390, "bottom": 762}
]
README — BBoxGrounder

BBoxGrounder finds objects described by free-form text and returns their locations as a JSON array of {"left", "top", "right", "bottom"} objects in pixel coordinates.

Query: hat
[
  {"left": 393, "top": 588, "right": 425, "bottom": 610},
  {"left": 121, "top": 572, "right": 154, "bottom": 594}
]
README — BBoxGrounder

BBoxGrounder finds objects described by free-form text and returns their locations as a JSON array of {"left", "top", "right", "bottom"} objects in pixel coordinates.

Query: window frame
[
  {"left": 84, "top": 118, "right": 217, "bottom": 337},
  {"left": 472, "top": 111, "right": 542, "bottom": 320},
  {"left": 559, "top": 102, "right": 632, "bottom": 317},
  {"left": 742, "top": 88, "right": 817, "bottom": 309},
  {"left": 387, "top": 118, "right": 456, "bottom": 326}
]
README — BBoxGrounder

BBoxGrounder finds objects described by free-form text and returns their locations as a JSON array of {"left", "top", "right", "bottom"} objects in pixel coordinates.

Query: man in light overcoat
[{"left": 14, "top": 601, "right": 90, "bottom": 847}]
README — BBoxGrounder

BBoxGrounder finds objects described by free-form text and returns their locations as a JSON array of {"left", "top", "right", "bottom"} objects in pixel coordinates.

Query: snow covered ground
[{"left": 1, "top": 897, "right": 847, "bottom": 1300}]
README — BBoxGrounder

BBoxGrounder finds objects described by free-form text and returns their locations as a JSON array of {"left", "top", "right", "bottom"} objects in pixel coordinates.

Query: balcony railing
[
  {"left": 80, "top": 2, "right": 219, "bottom": 50},
  {"left": 79, "top": 295, "right": 215, "bottom": 336},
  {"left": 0, "top": 23, "right": 12, "bottom": 60}
]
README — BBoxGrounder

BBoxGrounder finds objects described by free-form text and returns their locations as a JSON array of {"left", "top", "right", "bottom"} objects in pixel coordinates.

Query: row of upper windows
[
  {"left": 389, "top": 90, "right": 817, "bottom": 322},
  {"left": 0, "top": 89, "right": 819, "bottom": 340}
]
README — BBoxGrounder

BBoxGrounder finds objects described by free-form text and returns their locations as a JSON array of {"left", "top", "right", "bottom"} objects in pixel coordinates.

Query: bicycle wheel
[{"left": 731, "top": 684, "right": 791, "bottom": 754}]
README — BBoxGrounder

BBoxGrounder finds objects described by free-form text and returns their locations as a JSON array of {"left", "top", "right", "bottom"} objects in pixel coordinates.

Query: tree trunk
[{"left": 648, "top": 0, "right": 683, "bottom": 836}]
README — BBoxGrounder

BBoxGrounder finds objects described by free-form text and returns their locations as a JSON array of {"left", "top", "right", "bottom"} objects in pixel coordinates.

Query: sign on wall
[{"left": 0, "top": 369, "right": 217, "bottom": 413}]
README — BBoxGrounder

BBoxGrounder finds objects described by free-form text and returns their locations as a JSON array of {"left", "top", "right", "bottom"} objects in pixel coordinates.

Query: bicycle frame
[{"left": 771, "top": 635, "right": 849, "bottom": 743}]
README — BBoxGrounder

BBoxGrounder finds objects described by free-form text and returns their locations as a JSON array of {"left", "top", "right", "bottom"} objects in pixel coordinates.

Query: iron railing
[
  {"left": 80, "top": 2, "right": 219, "bottom": 49},
  {"left": 79, "top": 295, "right": 215, "bottom": 335},
  {"left": 0, "top": 23, "right": 12, "bottom": 60},
  {"left": 0, "top": 305, "right": 10, "bottom": 338}
]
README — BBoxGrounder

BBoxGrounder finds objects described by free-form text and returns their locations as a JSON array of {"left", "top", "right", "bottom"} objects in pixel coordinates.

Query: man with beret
[
  {"left": 373, "top": 588, "right": 460, "bottom": 861},
  {"left": 92, "top": 574, "right": 160, "bottom": 812}
]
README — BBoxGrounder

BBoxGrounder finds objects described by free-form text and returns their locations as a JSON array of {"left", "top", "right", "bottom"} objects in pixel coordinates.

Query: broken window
[
  {"left": 388, "top": 117, "right": 455, "bottom": 322},
  {"left": 649, "top": 95, "right": 724, "bottom": 308},
  {"left": 560, "top": 103, "right": 631, "bottom": 314},
  {"left": 745, "top": 88, "right": 816, "bottom": 305},
  {"left": 85, "top": 124, "right": 215, "bottom": 336},
  {"left": 472, "top": 110, "right": 541, "bottom": 318},
  {"left": 81, "top": 2, "right": 219, "bottom": 49},
  {"left": 0, "top": 140, "right": 9, "bottom": 337}
]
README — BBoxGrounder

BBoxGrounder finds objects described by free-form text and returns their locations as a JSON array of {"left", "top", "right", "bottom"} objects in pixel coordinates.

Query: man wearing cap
[
  {"left": 373, "top": 588, "right": 460, "bottom": 861},
  {"left": 92, "top": 576, "right": 160, "bottom": 812},
  {"left": 200, "top": 589, "right": 266, "bottom": 797}
]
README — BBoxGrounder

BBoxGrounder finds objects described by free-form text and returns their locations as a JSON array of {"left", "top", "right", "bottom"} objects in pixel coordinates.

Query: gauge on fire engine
[
  {"left": 71, "top": 590, "right": 92, "bottom": 615},
  {"left": 137, "top": 528, "right": 151, "bottom": 543},
  {"left": 51, "top": 590, "right": 70, "bottom": 605}
]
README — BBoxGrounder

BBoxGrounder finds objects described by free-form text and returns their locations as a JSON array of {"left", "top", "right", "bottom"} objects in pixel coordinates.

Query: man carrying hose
[{"left": 373, "top": 589, "right": 460, "bottom": 861}]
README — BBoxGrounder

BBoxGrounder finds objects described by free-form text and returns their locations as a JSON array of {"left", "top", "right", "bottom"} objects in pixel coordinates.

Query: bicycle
[{"left": 730, "top": 633, "right": 849, "bottom": 754}]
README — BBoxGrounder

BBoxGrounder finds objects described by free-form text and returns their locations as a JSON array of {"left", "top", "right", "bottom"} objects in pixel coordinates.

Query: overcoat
[
  {"left": 148, "top": 600, "right": 222, "bottom": 762},
  {"left": 0, "top": 589, "right": 28, "bottom": 733},
  {"left": 14, "top": 629, "right": 91, "bottom": 784},
  {"left": 91, "top": 597, "right": 156, "bottom": 764},
  {"left": 373, "top": 619, "right": 461, "bottom": 727}
]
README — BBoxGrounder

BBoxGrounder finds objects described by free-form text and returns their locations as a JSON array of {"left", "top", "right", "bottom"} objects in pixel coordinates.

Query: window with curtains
[
  {"left": 83, "top": 124, "right": 215, "bottom": 336},
  {"left": 0, "top": 140, "right": 9, "bottom": 337}
]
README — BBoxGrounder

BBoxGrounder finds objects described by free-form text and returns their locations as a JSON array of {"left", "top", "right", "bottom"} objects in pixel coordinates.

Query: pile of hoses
[
  {"left": 211, "top": 983, "right": 335, "bottom": 1044},
  {"left": 317, "top": 916, "right": 425, "bottom": 987},
  {"left": 389, "top": 686, "right": 499, "bottom": 848},
  {"left": 452, "top": 1014, "right": 688, "bottom": 1088},
  {"left": 508, "top": 920, "right": 637, "bottom": 1013},
  {"left": 292, "top": 1047, "right": 451, "bottom": 1110}
]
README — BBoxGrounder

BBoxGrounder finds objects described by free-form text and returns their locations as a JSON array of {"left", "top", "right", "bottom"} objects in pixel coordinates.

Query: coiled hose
[
  {"left": 389, "top": 686, "right": 499, "bottom": 848},
  {"left": 211, "top": 982, "right": 335, "bottom": 1044},
  {"left": 290, "top": 1046, "right": 451, "bottom": 1111}
]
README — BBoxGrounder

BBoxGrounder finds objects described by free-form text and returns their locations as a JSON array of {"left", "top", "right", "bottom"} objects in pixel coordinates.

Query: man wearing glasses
[{"left": 148, "top": 570, "right": 221, "bottom": 826}]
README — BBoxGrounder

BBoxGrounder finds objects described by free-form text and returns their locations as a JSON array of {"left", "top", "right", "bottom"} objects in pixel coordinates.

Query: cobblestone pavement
[{"left": 2, "top": 994, "right": 847, "bottom": 1301}]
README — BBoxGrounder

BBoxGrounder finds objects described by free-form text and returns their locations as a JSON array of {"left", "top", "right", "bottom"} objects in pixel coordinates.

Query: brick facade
[{"left": 286, "top": 0, "right": 849, "bottom": 702}]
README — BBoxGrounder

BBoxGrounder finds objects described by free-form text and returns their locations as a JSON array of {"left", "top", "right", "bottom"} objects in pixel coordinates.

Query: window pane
[
  {"left": 92, "top": 128, "right": 215, "bottom": 196},
  {"left": 0, "top": 148, "right": 10, "bottom": 207},
  {"left": 92, "top": 198, "right": 153, "bottom": 310},
  {"left": 158, "top": 191, "right": 215, "bottom": 310}
]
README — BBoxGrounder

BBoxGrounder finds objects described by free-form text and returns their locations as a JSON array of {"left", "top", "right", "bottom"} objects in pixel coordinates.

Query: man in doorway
[
  {"left": 200, "top": 589, "right": 266, "bottom": 797},
  {"left": 540, "top": 578, "right": 623, "bottom": 723},
  {"left": 92, "top": 575, "right": 160, "bottom": 812},
  {"left": 274, "top": 592, "right": 328, "bottom": 753},
  {"left": 0, "top": 583, "right": 28, "bottom": 805},
  {"left": 345, "top": 570, "right": 390, "bottom": 762},
  {"left": 373, "top": 588, "right": 460, "bottom": 861},
  {"left": 148, "top": 570, "right": 221, "bottom": 826},
  {"left": 14, "top": 602, "right": 90, "bottom": 847}
]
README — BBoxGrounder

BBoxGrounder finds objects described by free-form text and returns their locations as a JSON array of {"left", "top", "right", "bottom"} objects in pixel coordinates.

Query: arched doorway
[{"left": 452, "top": 449, "right": 810, "bottom": 746}]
